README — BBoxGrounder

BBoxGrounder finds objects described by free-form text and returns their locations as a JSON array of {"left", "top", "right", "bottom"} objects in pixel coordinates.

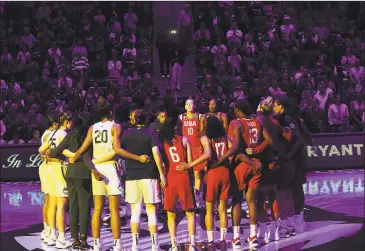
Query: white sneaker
[
  {"left": 113, "top": 239, "right": 123, "bottom": 251},
  {"left": 93, "top": 241, "right": 104, "bottom": 251},
  {"left": 132, "top": 244, "right": 140, "bottom": 251},
  {"left": 294, "top": 214, "right": 305, "bottom": 233},
  {"left": 265, "top": 222, "right": 279, "bottom": 243},
  {"left": 168, "top": 247, "right": 179, "bottom": 251},
  {"left": 40, "top": 230, "right": 47, "bottom": 240},
  {"left": 152, "top": 244, "right": 160, "bottom": 251},
  {"left": 55, "top": 238, "right": 72, "bottom": 249},
  {"left": 45, "top": 234, "right": 57, "bottom": 246},
  {"left": 257, "top": 222, "right": 266, "bottom": 238}
]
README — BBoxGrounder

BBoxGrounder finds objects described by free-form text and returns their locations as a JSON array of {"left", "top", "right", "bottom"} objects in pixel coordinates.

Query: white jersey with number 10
[{"left": 92, "top": 121, "right": 114, "bottom": 161}]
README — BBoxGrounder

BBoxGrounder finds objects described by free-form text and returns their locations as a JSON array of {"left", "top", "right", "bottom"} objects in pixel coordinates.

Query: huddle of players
[
  {"left": 37, "top": 95, "right": 308, "bottom": 251},
  {"left": 163, "top": 96, "right": 309, "bottom": 250}
]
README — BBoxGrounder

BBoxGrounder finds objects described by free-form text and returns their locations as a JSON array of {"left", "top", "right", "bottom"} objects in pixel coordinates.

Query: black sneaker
[
  {"left": 79, "top": 241, "right": 92, "bottom": 250},
  {"left": 70, "top": 241, "right": 80, "bottom": 251}
]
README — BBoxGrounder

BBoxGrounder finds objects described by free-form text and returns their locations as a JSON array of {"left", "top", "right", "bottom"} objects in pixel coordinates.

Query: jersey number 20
[{"left": 95, "top": 130, "right": 108, "bottom": 144}]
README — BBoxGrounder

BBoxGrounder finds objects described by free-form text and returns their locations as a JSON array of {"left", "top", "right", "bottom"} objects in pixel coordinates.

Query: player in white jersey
[
  {"left": 39, "top": 112, "right": 59, "bottom": 242},
  {"left": 72, "top": 104, "right": 150, "bottom": 251},
  {"left": 39, "top": 111, "right": 75, "bottom": 249}
]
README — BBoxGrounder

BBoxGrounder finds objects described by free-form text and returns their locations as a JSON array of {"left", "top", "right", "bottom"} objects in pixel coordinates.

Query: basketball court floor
[{"left": 1, "top": 169, "right": 364, "bottom": 251}]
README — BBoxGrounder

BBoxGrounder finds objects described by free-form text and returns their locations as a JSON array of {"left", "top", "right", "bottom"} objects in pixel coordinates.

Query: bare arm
[
  {"left": 199, "top": 115, "right": 206, "bottom": 136},
  {"left": 113, "top": 124, "right": 141, "bottom": 161},
  {"left": 152, "top": 146, "right": 164, "bottom": 176},
  {"left": 38, "top": 141, "right": 50, "bottom": 154},
  {"left": 92, "top": 151, "right": 116, "bottom": 164},
  {"left": 186, "top": 135, "right": 211, "bottom": 169},
  {"left": 182, "top": 136, "right": 192, "bottom": 163}
]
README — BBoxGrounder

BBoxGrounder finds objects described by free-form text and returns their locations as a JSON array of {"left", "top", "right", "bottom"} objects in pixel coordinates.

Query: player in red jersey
[
  {"left": 204, "top": 116, "right": 232, "bottom": 251},
  {"left": 210, "top": 99, "right": 265, "bottom": 248},
  {"left": 176, "top": 99, "right": 205, "bottom": 207},
  {"left": 159, "top": 123, "right": 198, "bottom": 251},
  {"left": 200, "top": 98, "right": 229, "bottom": 133}
]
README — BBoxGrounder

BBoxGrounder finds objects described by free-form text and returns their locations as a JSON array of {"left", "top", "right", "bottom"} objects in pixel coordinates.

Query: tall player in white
[
  {"left": 39, "top": 112, "right": 59, "bottom": 242},
  {"left": 72, "top": 104, "right": 150, "bottom": 251},
  {"left": 39, "top": 111, "right": 75, "bottom": 249}
]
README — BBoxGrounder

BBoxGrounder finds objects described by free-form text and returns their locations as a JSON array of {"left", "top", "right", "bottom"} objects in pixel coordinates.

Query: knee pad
[
  {"left": 130, "top": 203, "right": 142, "bottom": 224},
  {"left": 146, "top": 205, "right": 157, "bottom": 226}
]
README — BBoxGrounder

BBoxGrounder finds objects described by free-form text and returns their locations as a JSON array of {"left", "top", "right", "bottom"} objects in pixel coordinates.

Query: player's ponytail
[{"left": 159, "top": 122, "right": 176, "bottom": 146}]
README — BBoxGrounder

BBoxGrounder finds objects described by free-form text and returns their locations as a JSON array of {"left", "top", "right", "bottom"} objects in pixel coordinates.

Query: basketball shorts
[
  {"left": 92, "top": 162, "right": 123, "bottom": 196},
  {"left": 48, "top": 162, "right": 68, "bottom": 198},
  {"left": 205, "top": 166, "right": 230, "bottom": 202},
  {"left": 39, "top": 161, "right": 50, "bottom": 194},
  {"left": 164, "top": 173, "right": 194, "bottom": 211},
  {"left": 233, "top": 161, "right": 262, "bottom": 191},
  {"left": 125, "top": 179, "right": 161, "bottom": 204}
]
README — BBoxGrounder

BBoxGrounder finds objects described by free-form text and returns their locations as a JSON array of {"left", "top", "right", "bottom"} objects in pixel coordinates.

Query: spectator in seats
[
  {"left": 93, "top": 9, "right": 106, "bottom": 25},
  {"left": 242, "top": 47, "right": 257, "bottom": 71},
  {"left": 19, "top": 27, "right": 37, "bottom": 49},
  {"left": 178, "top": 4, "right": 192, "bottom": 51},
  {"left": 171, "top": 44, "right": 185, "bottom": 91},
  {"left": 269, "top": 80, "right": 287, "bottom": 97},
  {"left": 350, "top": 91, "right": 365, "bottom": 132},
  {"left": 226, "top": 21, "right": 243, "bottom": 50},
  {"left": 359, "top": 42, "right": 365, "bottom": 66},
  {"left": 58, "top": 70, "right": 73, "bottom": 89},
  {"left": 228, "top": 48, "right": 242, "bottom": 73},
  {"left": 38, "top": 24, "right": 55, "bottom": 50},
  {"left": 121, "top": 27, "right": 136, "bottom": 47},
  {"left": 72, "top": 50, "right": 89, "bottom": 77},
  {"left": 108, "top": 51, "right": 122, "bottom": 80},
  {"left": 242, "top": 33, "right": 257, "bottom": 55},
  {"left": 350, "top": 59, "right": 365, "bottom": 83},
  {"left": 53, "top": 9, "right": 68, "bottom": 31},
  {"left": 28, "top": 128, "right": 41, "bottom": 144},
  {"left": 137, "top": 45, "right": 152, "bottom": 76},
  {"left": 193, "top": 22, "right": 211, "bottom": 50},
  {"left": 280, "top": 15, "right": 296, "bottom": 43},
  {"left": 156, "top": 31, "right": 171, "bottom": 79},
  {"left": 72, "top": 38, "right": 87, "bottom": 59},
  {"left": 138, "top": 3, "right": 153, "bottom": 39},
  {"left": 124, "top": 7, "right": 138, "bottom": 34},
  {"left": 341, "top": 47, "right": 357, "bottom": 71},
  {"left": 0, "top": 46, "right": 12, "bottom": 79},
  {"left": 36, "top": 2, "right": 52, "bottom": 24},
  {"left": 328, "top": 94, "right": 349, "bottom": 132},
  {"left": 48, "top": 41, "right": 62, "bottom": 66},
  {"left": 211, "top": 24, "right": 225, "bottom": 45},
  {"left": 313, "top": 19, "right": 329, "bottom": 42},
  {"left": 7, "top": 130, "right": 25, "bottom": 144},
  {"left": 122, "top": 40, "right": 137, "bottom": 79}
]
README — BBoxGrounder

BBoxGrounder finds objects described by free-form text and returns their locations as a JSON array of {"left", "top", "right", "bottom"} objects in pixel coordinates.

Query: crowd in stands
[
  {"left": 189, "top": 1, "right": 365, "bottom": 133},
  {"left": 0, "top": 1, "right": 154, "bottom": 144}
]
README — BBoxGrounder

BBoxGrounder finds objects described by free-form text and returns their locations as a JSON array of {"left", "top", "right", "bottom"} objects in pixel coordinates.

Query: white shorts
[
  {"left": 39, "top": 161, "right": 50, "bottom": 194},
  {"left": 92, "top": 162, "right": 123, "bottom": 196},
  {"left": 125, "top": 179, "right": 161, "bottom": 204},
  {"left": 48, "top": 162, "right": 68, "bottom": 198}
]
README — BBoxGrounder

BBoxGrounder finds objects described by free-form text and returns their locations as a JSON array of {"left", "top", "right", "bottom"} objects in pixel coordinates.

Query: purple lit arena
[{"left": 1, "top": 1, "right": 364, "bottom": 251}]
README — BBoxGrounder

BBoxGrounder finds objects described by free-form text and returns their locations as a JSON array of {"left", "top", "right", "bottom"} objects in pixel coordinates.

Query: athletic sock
[
  {"left": 170, "top": 237, "right": 177, "bottom": 247},
  {"left": 151, "top": 233, "right": 158, "bottom": 247},
  {"left": 250, "top": 224, "right": 257, "bottom": 237},
  {"left": 58, "top": 232, "right": 65, "bottom": 241},
  {"left": 114, "top": 238, "right": 121, "bottom": 247},
  {"left": 94, "top": 238, "right": 100, "bottom": 246},
  {"left": 287, "top": 217, "right": 295, "bottom": 227},
  {"left": 50, "top": 228, "right": 56, "bottom": 236},
  {"left": 189, "top": 235, "right": 195, "bottom": 246},
  {"left": 207, "top": 231, "right": 214, "bottom": 242},
  {"left": 233, "top": 226, "right": 240, "bottom": 239},
  {"left": 280, "top": 219, "right": 288, "bottom": 229},
  {"left": 43, "top": 222, "right": 47, "bottom": 230},
  {"left": 220, "top": 228, "right": 227, "bottom": 241},
  {"left": 132, "top": 233, "right": 139, "bottom": 247}
]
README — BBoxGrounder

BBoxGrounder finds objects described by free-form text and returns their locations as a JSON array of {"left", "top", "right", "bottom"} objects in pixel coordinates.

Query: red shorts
[
  {"left": 163, "top": 173, "right": 194, "bottom": 211},
  {"left": 205, "top": 166, "right": 230, "bottom": 202},
  {"left": 233, "top": 161, "right": 261, "bottom": 191},
  {"left": 191, "top": 143, "right": 205, "bottom": 172}
]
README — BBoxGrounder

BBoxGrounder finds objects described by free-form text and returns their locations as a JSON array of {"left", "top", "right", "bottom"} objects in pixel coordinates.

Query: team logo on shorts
[{"left": 63, "top": 187, "right": 68, "bottom": 196}]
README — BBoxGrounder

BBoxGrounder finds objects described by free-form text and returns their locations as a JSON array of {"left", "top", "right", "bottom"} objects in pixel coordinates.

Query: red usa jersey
[
  {"left": 238, "top": 116, "right": 263, "bottom": 148},
  {"left": 180, "top": 112, "right": 201, "bottom": 139},
  {"left": 163, "top": 136, "right": 187, "bottom": 175},
  {"left": 209, "top": 137, "right": 229, "bottom": 168}
]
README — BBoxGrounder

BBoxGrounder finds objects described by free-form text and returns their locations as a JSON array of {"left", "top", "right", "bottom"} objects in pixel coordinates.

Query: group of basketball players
[{"left": 37, "top": 95, "right": 311, "bottom": 251}]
